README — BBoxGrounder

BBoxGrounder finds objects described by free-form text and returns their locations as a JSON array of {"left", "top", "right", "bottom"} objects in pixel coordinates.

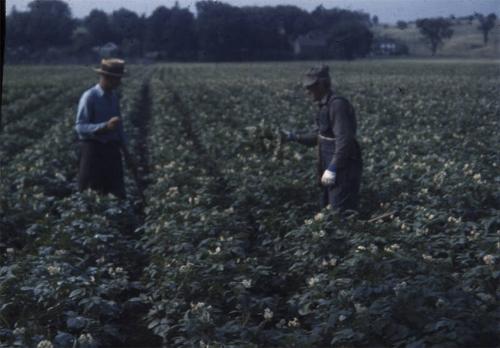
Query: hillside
[{"left": 374, "top": 18, "right": 500, "bottom": 58}]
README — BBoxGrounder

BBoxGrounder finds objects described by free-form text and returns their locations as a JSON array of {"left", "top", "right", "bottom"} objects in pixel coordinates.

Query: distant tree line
[
  {"left": 415, "top": 12, "right": 496, "bottom": 55},
  {"left": 6, "top": 0, "right": 375, "bottom": 62}
]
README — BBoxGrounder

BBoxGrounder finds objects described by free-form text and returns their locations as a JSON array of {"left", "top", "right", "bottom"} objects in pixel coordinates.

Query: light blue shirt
[{"left": 75, "top": 84, "right": 126, "bottom": 144}]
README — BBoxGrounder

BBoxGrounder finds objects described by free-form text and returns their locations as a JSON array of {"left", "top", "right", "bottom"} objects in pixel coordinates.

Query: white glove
[{"left": 321, "top": 169, "right": 336, "bottom": 186}]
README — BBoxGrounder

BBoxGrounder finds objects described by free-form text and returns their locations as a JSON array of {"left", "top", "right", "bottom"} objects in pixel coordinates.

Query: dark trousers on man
[
  {"left": 78, "top": 140, "right": 126, "bottom": 199},
  {"left": 319, "top": 139, "right": 362, "bottom": 211}
]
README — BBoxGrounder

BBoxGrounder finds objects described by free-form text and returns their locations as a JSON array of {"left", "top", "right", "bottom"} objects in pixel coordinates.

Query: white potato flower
[
  {"left": 354, "top": 303, "right": 367, "bottom": 313},
  {"left": 307, "top": 276, "right": 320, "bottom": 287},
  {"left": 191, "top": 302, "right": 206, "bottom": 311},
  {"left": 287, "top": 317, "right": 300, "bottom": 327},
  {"left": 242, "top": 279, "right": 252, "bottom": 288},
  {"left": 78, "top": 333, "right": 95, "bottom": 345},
  {"left": 393, "top": 281, "right": 408, "bottom": 296},
  {"left": 37, "top": 340, "right": 53, "bottom": 348},
  {"left": 314, "top": 212, "right": 325, "bottom": 222},
  {"left": 13, "top": 327, "right": 26, "bottom": 335},
  {"left": 47, "top": 265, "right": 61, "bottom": 275},
  {"left": 483, "top": 254, "right": 495, "bottom": 265},
  {"left": 209, "top": 246, "right": 221, "bottom": 255}
]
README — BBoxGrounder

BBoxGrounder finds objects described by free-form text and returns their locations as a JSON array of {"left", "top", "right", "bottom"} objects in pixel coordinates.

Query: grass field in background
[{"left": 375, "top": 19, "right": 500, "bottom": 58}]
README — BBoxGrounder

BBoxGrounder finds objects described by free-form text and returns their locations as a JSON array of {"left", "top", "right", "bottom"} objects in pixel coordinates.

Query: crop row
[
  {"left": 1, "top": 66, "right": 97, "bottom": 116},
  {"left": 138, "top": 62, "right": 499, "bottom": 346},
  {"left": 1, "top": 61, "right": 498, "bottom": 347},
  {"left": 0, "top": 74, "right": 96, "bottom": 166},
  {"left": 0, "top": 67, "right": 160, "bottom": 347}
]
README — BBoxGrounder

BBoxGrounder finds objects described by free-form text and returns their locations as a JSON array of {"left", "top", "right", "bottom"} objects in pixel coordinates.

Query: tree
[
  {"left": 372, "top": 15, "right": 379, "bottom": 26},
  {"left": 274, "top": 5, "right": 314, "bottom": 39},
  {"left": 312, "top": 6, "right": 371, "bottom": 30},
  {"left": 145, "top": 4, "right": 197, "bottom": 60},
  {"left": 416, "top": 17, "right": 453, "bottom": 55},
  {"left": 195, "top": 1, "right": 247, "bottom": 61},
  {"left": 110, "top": 8, "right": 144, "bottom": 57},
  {"left": 476, "top": 13, "right": 497, "bottom": 45},
  {"left": 163, "top": 5, "right": 197, "bottom": 60},
  {"left": 71, "top": 26, "right": 92, "bottom": 54},
  {"left": 145, "top": 6, "right": 171, "bottom": 52},
  {"left": 84, "top": 9, "right": 114, "bottom": 46},
  {"left": 397, "top": 20, "right": 408, "bottom": 30},
  {"left": 327, "top": 21, "right": 373, "bottom": 59},
  {"left": 25, "top": 0, "right": 74, "bottom": 50},
  {"left": 6, "top": 6, "right": 30, "bottom": 48},
  {"left": 311, "top": 6, "right": 373, "bottom": 60},
  {"left": 239, "top": 6, "right": 293, "bottom": 60}
]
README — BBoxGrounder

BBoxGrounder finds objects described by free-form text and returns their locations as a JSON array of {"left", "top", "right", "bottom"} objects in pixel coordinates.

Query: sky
[{"left": 6, "top": 0, "right": 500, "bottom": 24}]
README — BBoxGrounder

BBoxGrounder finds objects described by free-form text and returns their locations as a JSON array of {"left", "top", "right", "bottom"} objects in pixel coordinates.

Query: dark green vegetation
[
  {"left": 1, "top": 60, "right": 499, "bottom": 347},
  {"left": 416, "top": 18, "right": 454, "bottom": 56},
  {"left": 6, "top": 0, "right": 372, "bottom": 63}
]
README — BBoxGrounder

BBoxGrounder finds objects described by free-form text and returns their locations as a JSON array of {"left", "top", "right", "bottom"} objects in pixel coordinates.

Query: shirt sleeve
[
  {"left": 74, "top": 92, "right": 107, "bottom": 137},
  {"left": 329, "top": 99, "right": 355, "bottom": 169}
]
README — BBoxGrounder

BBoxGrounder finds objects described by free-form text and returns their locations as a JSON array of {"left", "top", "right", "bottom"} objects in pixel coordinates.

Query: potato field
[{"left": 1, "top": 60, "right": 499, "bottom": 347}]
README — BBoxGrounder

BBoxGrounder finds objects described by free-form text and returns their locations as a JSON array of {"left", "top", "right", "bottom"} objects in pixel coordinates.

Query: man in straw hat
[
  {"left": 75, "top": 58, "right": 128, "bottom": 198},
  {"left": 280, "top": 65, "right": 362, "bottom": 212}
]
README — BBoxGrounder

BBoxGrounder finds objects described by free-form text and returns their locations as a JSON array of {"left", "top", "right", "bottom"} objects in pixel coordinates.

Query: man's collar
[{"left": 95, "top": 83, "right": 106, "bottom": 97}]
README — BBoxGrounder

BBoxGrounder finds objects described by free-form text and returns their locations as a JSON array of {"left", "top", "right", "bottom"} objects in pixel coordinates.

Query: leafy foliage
[
  {"left": 475, "top": 13, "right": 497, "bottom": 44},
  {"left": 416, "top": 17, "right": 454, "bottom": 55},
  {"left": 1, "top": 61, "right": 499, "bottom": 347}
]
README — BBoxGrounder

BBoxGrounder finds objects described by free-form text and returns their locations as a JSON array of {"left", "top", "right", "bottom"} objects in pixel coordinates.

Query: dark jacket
[{"left": 296, "top": 91, "right": 361, "bottom": 170}]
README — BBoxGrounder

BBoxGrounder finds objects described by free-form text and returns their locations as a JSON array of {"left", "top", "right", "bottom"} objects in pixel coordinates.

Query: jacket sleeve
[
  {"left": 296, "top": 127, "right": 318, "bottom": 147},
  {"left": 329, "top": 98, "right": 356, "bottom": 169},
  {"left": 74, "top": 92, "right": 107, "bottom": 137}
]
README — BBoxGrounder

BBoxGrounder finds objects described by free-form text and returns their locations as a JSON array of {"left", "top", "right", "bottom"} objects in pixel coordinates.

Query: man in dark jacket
[
  {"left": 281, "top": 65, "right": 362, "bottom": 211},
  {"left": 75, "top": 58, "right": 128, "bottom": 198}
]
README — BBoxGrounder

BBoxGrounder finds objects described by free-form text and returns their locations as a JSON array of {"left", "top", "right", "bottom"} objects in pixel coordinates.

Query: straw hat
[{"left": 93, "top": 58, "right": 126, "bottom": 77}]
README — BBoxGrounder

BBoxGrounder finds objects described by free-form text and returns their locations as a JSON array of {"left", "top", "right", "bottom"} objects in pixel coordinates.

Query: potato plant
[
  {"left": 1, "top": 67, "right": 159, "bottom": 347},
  {"left": 140, "top": 61, "right": 499, "bottom": 347},
  {"left": 1, "top": 61, "right": 498, "bottom": 347}
]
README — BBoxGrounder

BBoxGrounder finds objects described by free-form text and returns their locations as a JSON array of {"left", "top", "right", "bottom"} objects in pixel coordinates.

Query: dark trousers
[
  {"left": 78, "top": 140, "right": 126, "bottom": 199},
  {"left": 319, "top": 140, "right": 362, "bottom": 211}
]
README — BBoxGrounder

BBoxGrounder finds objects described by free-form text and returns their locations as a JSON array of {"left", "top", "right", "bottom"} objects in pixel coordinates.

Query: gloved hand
[
  {"left": 279, "top": 130, "right": 297, "bottom": 142},
  {"left": 321, "top": 164, "right": 336, "bottom": 186}
]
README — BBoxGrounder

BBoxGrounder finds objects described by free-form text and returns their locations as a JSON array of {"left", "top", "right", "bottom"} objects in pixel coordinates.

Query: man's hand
[
  {"left": 321, "top": 165, "right": 336, "bottom": 187},
  {"left": 279, "top": 130, "right": 297, "bottom": 142},
  {"left": 106, "top": 116, "right": 121, "bottom": 130}
]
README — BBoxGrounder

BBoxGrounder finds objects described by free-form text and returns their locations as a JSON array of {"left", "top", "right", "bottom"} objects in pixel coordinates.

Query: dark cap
[
  {"left": 93, "top": 58, "right": 126, "bottom": 77},
  {"left": 303, "top": 65, "right": 330, "bottom": 88}
]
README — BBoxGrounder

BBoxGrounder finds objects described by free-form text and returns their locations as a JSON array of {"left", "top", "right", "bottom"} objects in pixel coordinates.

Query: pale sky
[{"left": 6, "top": 0, "right": 500, "bottom": 24}]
